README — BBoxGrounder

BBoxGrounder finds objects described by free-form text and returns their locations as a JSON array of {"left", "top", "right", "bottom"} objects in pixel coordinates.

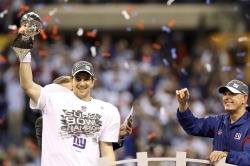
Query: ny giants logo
[{"left": 234, "top": 133, "right": 242, "bottom": 140}]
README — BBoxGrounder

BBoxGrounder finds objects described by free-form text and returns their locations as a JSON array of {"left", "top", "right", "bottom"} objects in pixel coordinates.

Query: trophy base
[
  {"left": 10, "top": 33, "right": 34, "bottom": 62},
  {"left": 11, "top": 47, "right": 31, "bottom": 62}
]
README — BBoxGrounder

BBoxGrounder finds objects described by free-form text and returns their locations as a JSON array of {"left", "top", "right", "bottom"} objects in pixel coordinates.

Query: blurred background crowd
[{"left": 1, "top": 0, "right": 250, "bottom": 166}]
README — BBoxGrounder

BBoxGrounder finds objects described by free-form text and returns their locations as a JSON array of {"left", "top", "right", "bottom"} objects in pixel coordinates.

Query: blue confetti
[
  {"left": 171, "top": 48, "right": 177, "bottom": 59},
  {"left": 161, "top": 25, "right": 171, "bottom": 33}
]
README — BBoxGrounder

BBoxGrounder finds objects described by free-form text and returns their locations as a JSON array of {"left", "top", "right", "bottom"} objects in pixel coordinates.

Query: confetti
[
  {"left": 142, "top": 56, "right": 151, "bottom": 62},
  {"left": 168, "top": 19, "right": 176, "bottom": 28},
  {"left": 49, "top": 8, "right": 58, "bottom": 16},
  {"left": 152, "top": 43, "right": 161, "bottom": 50},
  {"left": 90, "top": 46, "right": 96, "bottom": 57},
  {"left": 86, "top": 31, "right": 96, "bottom": 38},
  {"left": 0, "top": 9, "right": 8, "bottom": 18},
  {"left": 8, "top": 25, "right": 17, "bottom": 30},
  {"left": 76, "top": 28, "right": 84, "bottom": 36},
  {"left": 40, "top": 29, "right": 47, "bottom": 40},
  {"left": 161, "top": 25, "right": 171, "bottom": 33},
  {"left": 147, "top": 132, "right": 156, "bottom": 140},
  {"left": 102, "top": 52, "right": 111, "bottom": 57},
  {"left": 171, "top": 48, "right": 177, "bottom": 59},
  {"left": 167, "top": 0, "right": 175, "bottom": 6},
  {"left": 122, "top": 10, "right": 130, "bottom": 20},
  {"left": 137, "top": 19, "right": 144, "bottom": 30},
  {"left": 38, "top": 50, "right": 48, "bottom": 57},
  {"left": 162, "top": 58, "right": 169, "bottom": 66},
  {"left": 206, "top": 0, "right": 211, "bottom": 4},
  {"left": 127, "top": 7, "right": 135, "bottom": 13},
  {"left": 0, "top": 55, "right": 7, "bottom": 64},
  {"left": 205, "top": 63, "right": 212, "bottom": 72}
]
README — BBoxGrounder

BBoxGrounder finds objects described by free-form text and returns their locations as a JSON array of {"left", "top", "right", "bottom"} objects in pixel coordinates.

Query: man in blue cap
[{"left": 176, "top": 79, "right": 250, "bottom": 165}]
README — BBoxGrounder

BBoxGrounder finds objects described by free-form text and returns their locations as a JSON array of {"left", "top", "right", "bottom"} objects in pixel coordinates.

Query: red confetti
[
  {"left": 152, "top": 43, "right": 161, "bottom": 50},
  {"left": 127, "top": 7, "right": 135, "bottom": 13},
  {"left": 0, "top": 119, "right": 3, "bottom": 125},
  {"left": 38, "top": 50, "right": 48, "bottom": 57},
  {"left": 86, "top": 31, "right": 96, "bottom": 38},
  {"left": 40, "top": 29, "right": 47, "bottom": 40},
  {"left": 142, "top": 56, "right": 151, "bottom": 62},
  {"left": 0, "top": 55, "right": 7, "bottom": 64},
  {"left": 147, "top": 132, "right": 156, "bottom": 140},
  {"left": 52, "top": 25, "right": 58, "bottom": 35},
  {"left": 168, "top": 19, "right": 176, "bottom": 28},
  {"left": 20, "top": 5, "right": 30, "bottom": 11},
  {"left": 102, "top": 52, "right": 111, "bottom": 57}
]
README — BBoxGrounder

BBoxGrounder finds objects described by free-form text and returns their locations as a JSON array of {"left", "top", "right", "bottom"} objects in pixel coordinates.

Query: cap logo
[
  {"left": 233, "top": 83, "right": 239, "bottom": 89},
  {"left": 85, "top": 66, "right": 90, "bottom": 70}
]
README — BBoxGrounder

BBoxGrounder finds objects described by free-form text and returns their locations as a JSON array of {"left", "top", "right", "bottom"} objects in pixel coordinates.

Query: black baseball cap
[
  {"left": 72, "top": 61, "right": 94, "bottom": 76},
  {"left": 218, "top": 80, "right": 249, "bottom": 95}
]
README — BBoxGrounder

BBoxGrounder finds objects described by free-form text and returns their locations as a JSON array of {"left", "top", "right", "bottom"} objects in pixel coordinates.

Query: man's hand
[
  {"left": 119, "top": 116, "right": 133, "bottom": 139},
  {"left": 208, "top": 150, "right": 228, "bottom": 163},
  {"left": 176, "top": 88, "right": 189, "bottom": 112},
  {"left": 18, "top": 23, "right": 29, "bottom": 34}
]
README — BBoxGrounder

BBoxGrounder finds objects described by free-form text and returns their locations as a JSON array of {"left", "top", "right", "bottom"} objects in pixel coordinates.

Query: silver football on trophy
[{"left": 20, "top": 12, "right": 42, "bottom": 37}]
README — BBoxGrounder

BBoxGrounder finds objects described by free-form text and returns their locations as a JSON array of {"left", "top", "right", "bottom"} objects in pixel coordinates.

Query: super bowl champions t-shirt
[{"left": 30, "top": 84, "right": 120, "bottom": 166}]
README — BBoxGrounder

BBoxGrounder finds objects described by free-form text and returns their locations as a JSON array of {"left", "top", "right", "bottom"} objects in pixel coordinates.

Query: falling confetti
[
  {"left": 76, "top": 28, "right": 84, "bottom": 36},
  {"left": 162, "top": 58, "right": 169, "bottom": 66},
  {"left": 161, "top": 25, "right": 171, "bottom": 33},
  {"left": 152, "top": 43, "right": 161, "bottom": 50},
  {"left": 8, "top": 25, "right": 17, "bottom": 30},
  {"left": 49, "top": 8, "right": 58, "bottom": 16},
  {"left": 205, "top": 63, "right": 212, "bottom": 72},
  {"left": 0, "top": 9, "right": 8, "bottom": 18},
  {"left": 168, "top": 19, "right": 176, "bottom": 28},
  {"left": 171, "top": 48, "right": 177, "bottom": 59},
  {"left": 102, "top": 52, "right": 111, "bottom": 57},
  {"left": 167, "top": 0, "right": 175, "bottom": 6},
  {"left": 0, "top": 55, "right": 7, "bottom": 64},
  {"left": 40, "top": 29, "right": 47, "bottom": 40},
  {"left": 137, "top": 19, "right": 144, "bottom": 30},
  {"left": 122, "top": 10, "right": 130, "bottom": 20},
  {"left": 90, "top": 46, "right": 96, "bottom": 57},
  {"left": 127, "top": 7, "right": 135, "bottom": 13}
]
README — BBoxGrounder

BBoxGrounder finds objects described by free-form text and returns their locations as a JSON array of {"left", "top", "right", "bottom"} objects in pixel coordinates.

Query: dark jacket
[{"left": 177, "top": 108, "right": 250, "bottom": 166}]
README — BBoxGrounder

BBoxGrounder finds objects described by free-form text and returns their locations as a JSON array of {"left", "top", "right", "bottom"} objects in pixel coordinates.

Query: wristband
[{"left": 21, "top": 52, "right": 31, "bottom": 63}]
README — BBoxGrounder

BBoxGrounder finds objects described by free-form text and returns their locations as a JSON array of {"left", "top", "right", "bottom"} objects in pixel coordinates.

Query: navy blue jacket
[{"left": 177, "top": 108, "right": 250, "bottom": 166}]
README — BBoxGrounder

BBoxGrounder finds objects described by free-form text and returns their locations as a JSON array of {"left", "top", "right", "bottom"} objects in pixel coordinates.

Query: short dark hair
[{"left": 53, "top": 76, "right": 72, "bottom": 84}]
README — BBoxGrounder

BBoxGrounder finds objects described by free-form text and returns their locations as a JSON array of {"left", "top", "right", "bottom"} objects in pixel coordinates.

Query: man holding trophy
[{"left": 12, "top": 12, "right": 121, "bottom": 166}]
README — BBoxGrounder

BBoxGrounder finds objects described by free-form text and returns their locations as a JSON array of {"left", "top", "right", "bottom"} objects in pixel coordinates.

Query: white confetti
[
  {"left": 205, "top": 63, "right": 212, "bottom": 72},
  {"left": 8, "top": 25, "right": 17, "bottom": 30},
  {"left": 76, "top": 28, "right": 84, "bottom": 36},
  {"left": 90, "top": 46, "right": 96, "bottom": 57},
  {"left": 122, "top": 10, "right": 130, "bottom": 20},
  {"left": 167, "top": 0, "right": 175, "bottom": 6},
  {"left": 49, "top": 8, "right": 58, "bottom": 16},
  {"left": 0, "top": 9, "right": 8, "bottom": 18}
]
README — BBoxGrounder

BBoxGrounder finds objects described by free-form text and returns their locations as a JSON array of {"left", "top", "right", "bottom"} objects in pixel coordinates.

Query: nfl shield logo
[{"left": 81, "top": 106, "right": 87, "bottom": 112}]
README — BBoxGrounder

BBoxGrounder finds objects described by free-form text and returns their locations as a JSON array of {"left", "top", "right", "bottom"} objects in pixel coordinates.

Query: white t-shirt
[{"left": 30, "top": 84, "right": 120, "bottom": 166}]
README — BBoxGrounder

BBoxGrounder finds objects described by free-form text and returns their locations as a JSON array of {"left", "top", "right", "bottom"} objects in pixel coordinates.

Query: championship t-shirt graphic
[{"left": 59, "top": 109, "right": 102, "bottom": 142}]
